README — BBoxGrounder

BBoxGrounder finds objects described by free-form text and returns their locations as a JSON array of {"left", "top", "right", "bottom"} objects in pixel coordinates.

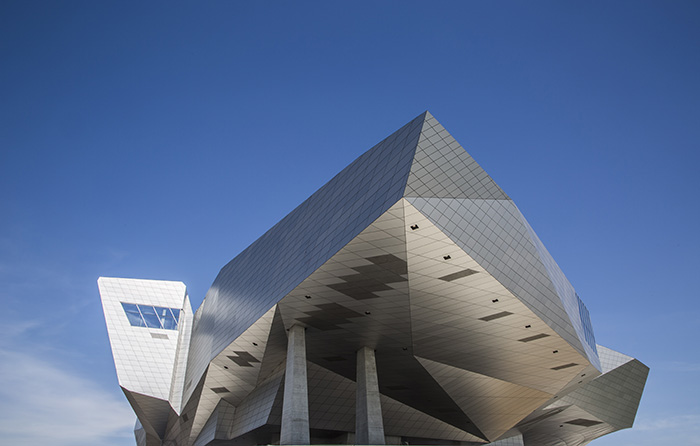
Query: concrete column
[
  {"left": 356, "top": 346, "right": 385, "bottom": 445},
  {"left": 280, "top": 325, "right": 310, "bottom": 445}
]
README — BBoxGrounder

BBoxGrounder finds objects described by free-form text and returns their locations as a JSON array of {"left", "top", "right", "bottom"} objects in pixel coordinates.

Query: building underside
[{"left": 99, "top": 112, "right": 648, "bottom": 446}]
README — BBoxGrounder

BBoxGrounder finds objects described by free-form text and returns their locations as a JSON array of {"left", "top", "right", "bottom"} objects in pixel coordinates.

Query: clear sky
[{"left": 1, "top": 1, "right": 698, "bottom": 445}]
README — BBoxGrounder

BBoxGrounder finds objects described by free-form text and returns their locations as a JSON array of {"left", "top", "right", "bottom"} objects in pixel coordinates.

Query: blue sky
[{"left": 1, "top": 1, "right": 698, "bottom": 445}]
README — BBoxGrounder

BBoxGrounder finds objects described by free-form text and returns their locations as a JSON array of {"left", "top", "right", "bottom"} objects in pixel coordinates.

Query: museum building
[{"left": 99, "top": 112, "right": 648, "bottom": 446}]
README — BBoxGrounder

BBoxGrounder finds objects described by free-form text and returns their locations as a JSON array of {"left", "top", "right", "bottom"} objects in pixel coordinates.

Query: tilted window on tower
[{"left": 120, "top": 302, "right": 180, "bottom": 330}]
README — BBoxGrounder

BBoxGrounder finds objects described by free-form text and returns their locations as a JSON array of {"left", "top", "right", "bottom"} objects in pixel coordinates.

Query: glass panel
[
  {"left": 121, "top": 303, "right": 146, "bottom": 327},
  {"left": 154, "top": 307, "right": 168, "bottom": 325},
  {"left": 155, "top": 306, "right": 177, "bottom": 330},
  {"left": 170, "top": 308, "right": 180, "bottom": 322},
  {"left": 161, "top": 314, "right": 178, "bottom": 330},
  {"left": 138, "top": 305, "right": 163, "bottom": 329},
  {"left": 121, "top": 302, "right": 139, "bottom": 313}
]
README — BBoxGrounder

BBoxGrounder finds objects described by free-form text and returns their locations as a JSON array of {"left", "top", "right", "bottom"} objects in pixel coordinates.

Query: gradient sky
[{"left": 1, "top": 2, "right": 699, "bottom": 445}]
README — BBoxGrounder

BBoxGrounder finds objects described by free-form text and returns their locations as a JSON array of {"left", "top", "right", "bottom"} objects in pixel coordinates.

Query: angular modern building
[{"left": 99, "top": 112, "right": 648, "bottom": 446}]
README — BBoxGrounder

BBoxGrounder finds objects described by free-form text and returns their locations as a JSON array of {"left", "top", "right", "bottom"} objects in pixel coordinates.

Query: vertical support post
[
  {"left": 280, "top": 324, "right": 310, "bottom": 445},
  {"left": 356, "top": 346, "right": 385, "bottom": 445}
]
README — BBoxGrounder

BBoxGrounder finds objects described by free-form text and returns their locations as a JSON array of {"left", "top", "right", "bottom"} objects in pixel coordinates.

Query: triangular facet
[
  {"left": 229, "top": 370, "right": 285, "bottom": 438},
  {"left": 256, "top": 306, "right": 289, "bottom": 385},
  {"left": 417, "top": 356, "right": 552, "bottom": 441},
  {"left": 405, "top": 112, "right": 509, "bottom": 199},
  {"left": 555, "top": 346, "right": 648, "bottom": 429},
  {"left": 123, "top": 390, "right": 174, "bottom": 439}
]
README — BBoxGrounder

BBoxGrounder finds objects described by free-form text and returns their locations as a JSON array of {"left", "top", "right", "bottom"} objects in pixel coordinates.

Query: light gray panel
[
  {"left": 407, "top": 197, "right": 586, "bottom": 358},
  {"left": 404, "top": 111, "right": 509, "bottom": 200}
]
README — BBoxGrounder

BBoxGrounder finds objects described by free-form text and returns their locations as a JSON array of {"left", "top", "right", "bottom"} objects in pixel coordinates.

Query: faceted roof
[{"left": 178, "top": 112, "right": 604, "bottom": 442}]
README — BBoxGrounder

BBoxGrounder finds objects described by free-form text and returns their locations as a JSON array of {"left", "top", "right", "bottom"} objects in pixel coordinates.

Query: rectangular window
[{"left": 120, "top": 302, "right": 181, "bottom": 330}]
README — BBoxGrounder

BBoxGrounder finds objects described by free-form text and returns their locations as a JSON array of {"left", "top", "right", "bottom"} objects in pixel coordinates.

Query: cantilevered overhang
[
  {"left": 183, "top": 198, "right": 600, "bottom": 443},
  {"left": 176, "top": 111, "right": 608, "bottom": 445}
]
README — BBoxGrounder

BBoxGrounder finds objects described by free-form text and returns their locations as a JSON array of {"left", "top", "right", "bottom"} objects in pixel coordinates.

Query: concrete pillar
[
  {"left": 280, "top": 325, "right": 310, "bottom": 445},
  {"left": 356, "top": 346, "right": 385, "bottom": 445}
]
